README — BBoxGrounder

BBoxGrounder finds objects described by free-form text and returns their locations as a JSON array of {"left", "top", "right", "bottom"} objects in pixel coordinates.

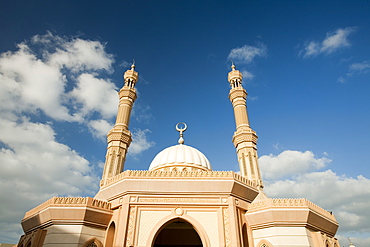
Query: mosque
[{"left": 17, "top": 64, "right": 340, "bottom": 247}]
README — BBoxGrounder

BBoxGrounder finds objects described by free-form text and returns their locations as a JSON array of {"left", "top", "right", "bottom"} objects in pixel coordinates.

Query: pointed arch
[
  {"left": 147, "top": 215, "right": 210, "bottom": 247},
  {"left": 83, "top": 237, "right": 103, "bottom": 247},
  {"left": 153, "top": 219, "right": 202, "bottom": 246}
]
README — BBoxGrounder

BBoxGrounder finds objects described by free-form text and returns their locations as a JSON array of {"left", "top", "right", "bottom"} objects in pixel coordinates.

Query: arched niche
[
  {"left": 105, "top": 221, "right": 116, "bottom": 247},
  {"left": 150, "top": 217, "right": 208, "bottom": 247}
]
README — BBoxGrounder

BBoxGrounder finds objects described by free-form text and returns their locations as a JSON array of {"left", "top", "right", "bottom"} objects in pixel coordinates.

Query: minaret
[
  {"left": 228, "top": 63, "right": 263, "bottom": 189},
  {"left": 100, "top": 63, "right": 138, "bottom": 186}
]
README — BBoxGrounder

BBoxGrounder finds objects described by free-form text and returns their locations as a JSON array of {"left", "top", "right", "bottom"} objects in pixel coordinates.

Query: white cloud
[
  {"left": 338, "top": 60, "right": 370, "bottom": 83},
  {"left": 259, "top": 150, "right": 330, "bottom": 179},
  {"left": 302, "top": 41, "right": 320, "bottom": 57},
  {"left": 228, "top": 43, "right": 267, "bottom": 64},
  {"left": 259, "top": 150, "right": 370, "bottom": 243},
  {"left": 70, "top": 73, "right": 118, "bottom": 119},
  {"left": 240, "top": 69, "right": 254, "bottom": 80},
  {"left": 0, "top": 118, "right": 99, "bottom": 243},
  {"left": 0, "top": 43, "right": 71, "bottom": 120},
  {"left": 34, "top": 32, "right": 114, "bottom": 73},
  {"left": 128, "top": 129, "right": 155, "bottom": 156},
  {"left": 0, "top": 32, "right": 154, "bottom": 244},
  {"left": 301, "top": 27, "right": 355, "bottom": 58},
  {"left": 0, "top": 32, "right": 116, "bottom": 122},
  {"left": 349, "top": 61, "right": 370, "bottom": 75},
  {"left": 88, "top": 119, "right": 113, "bottom": 140}
]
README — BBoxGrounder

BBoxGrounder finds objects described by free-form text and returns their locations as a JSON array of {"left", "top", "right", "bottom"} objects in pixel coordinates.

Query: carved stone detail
[
  {"left": 24, "top": 197, "right": 111, "bottom": 219},
  {"left": 248, "top": 198, "right": 336, "bottom": 220},
  {"left": 102, "top": 170, "right": 257, "bottom": 189},
  {"left": 223, "top": 207, "right": 230, "bottom": 247},
  {"left": 126, "top": 206, "right": 136, "bottom": 247},
  {"left": 138, "top": 198, "right": 219, "bottom": 203}
]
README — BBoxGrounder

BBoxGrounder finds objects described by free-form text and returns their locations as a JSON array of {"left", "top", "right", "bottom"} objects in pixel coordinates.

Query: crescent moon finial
[{"left": 176, "top": 122, "right": 187, "bottom": 144}]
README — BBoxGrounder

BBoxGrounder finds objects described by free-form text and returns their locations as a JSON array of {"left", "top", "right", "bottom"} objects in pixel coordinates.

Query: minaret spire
[
  {"left": 228, "top": 63, "right": 263, "bottom": 189},
  {"left": 100, "top": 62, "right": 138, "bottom": 186}
]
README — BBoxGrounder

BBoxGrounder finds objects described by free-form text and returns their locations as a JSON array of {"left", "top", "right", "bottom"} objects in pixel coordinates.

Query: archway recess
[{"left": 153, "top": 219, "right": 203, "bottom": 247}]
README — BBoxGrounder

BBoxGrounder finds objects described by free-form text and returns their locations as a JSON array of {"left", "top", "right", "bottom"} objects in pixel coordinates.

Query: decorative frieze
[
  {"left": 248, "top": 198, "right": 336, "bottom": 221},
  {"left": 102, "top": 170, "right": 257, "bottom": 189},
  {"left": 138, "top": 197, "right": 220, "bottom": 204},
  {"left": 24, "top": 197, "right": 111, "bottom": 219}
]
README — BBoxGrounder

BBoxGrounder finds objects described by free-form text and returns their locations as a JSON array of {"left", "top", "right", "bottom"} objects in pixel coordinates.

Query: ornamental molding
[
  {"left": 228, "top": 88, "right": 247, "bottom": 101},
  {"left": 223, "top": 208, "right": 230, "bottom": 247},
  {"left": 102, "top": 170, "right": 257, "bottom": 189},
  {"left": 126, "top": 206, "right": 136, "bottom": 247},
  {"left": 107, "top": 130, "right": 132, "bottom": 143},
  {"left": 248, "top": 198, "right": 336, "bottom": 221},
  {"left": 138, "top": 197, "right": 220, "bottom": 204},
  {"left": 24, "top": 197, "right": 111, "bottom": 219},
  {"left": 232, "top": 130, "right": 258, "bottom": 145},
  {"left": 119, "top": 87, "right": 137, "bottom": 100}
]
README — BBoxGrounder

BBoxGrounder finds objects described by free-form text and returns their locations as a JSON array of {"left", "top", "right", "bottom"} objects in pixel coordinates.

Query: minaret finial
[
  {"left": 231, "top": 60, "right": 236, "bottom": 70},
  {"left": 228, "top": 61, "right": 243, "bottom": 88},
  {"left": 176, "top": 122, "right": 187, "bottom": 145},
  {"left": 124, "top": 60, "right": 138, "bottom": 88}
]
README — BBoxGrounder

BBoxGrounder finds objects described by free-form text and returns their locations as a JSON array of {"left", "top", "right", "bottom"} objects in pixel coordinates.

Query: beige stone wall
[
  {"left": 42, "top": 225, "right": 105, "bottom": 247},
  {"left": 252, "top": 227, "right": 314, "bottom": 247}
]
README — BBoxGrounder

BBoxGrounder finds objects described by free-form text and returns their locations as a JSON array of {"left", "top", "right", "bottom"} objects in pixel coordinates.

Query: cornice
[
  {"left": 24, "top": 197, "right": 111, "bottom": 220},
  {"left": 101, "top": 170, "right": 257, "bottom": 189},
  {"left": 248, "top": 198, "right": 335, "bottom": 221}
]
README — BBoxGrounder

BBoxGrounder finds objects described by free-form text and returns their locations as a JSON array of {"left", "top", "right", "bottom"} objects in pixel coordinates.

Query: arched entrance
[{"left": 153, "top": 219, "right": 203, "bottom": 247}]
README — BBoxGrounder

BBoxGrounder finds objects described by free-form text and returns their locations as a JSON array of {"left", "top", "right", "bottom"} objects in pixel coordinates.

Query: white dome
[{"left": 149, "top": 144, "right": 212, "bottom": 171}]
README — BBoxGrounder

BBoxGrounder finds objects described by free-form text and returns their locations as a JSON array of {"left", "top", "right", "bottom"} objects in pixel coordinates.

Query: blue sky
[{"left": 1, "top": 0, "right": 370, "bottom": 245}]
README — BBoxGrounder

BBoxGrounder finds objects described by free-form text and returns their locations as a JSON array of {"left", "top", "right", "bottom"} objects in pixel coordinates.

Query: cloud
[
  {"left": 259, "top": 150, "right": 370, "bottom": 243},
  {"left": 0, "top": 32, "right": 116, "bottom": 122},
  {"left": 0, "top": 118, "right": 99, "bottom": 243},
  {"left": 0, "top": 43, "right": 71, "bottom": 120},
  {"left": 35, "top": 32, "right": 114, "bottom": 73},
  {"left": 128, "top": 129, "right": 155, "bottom": 157},
  {"left": 228, "top": 43, "right": 267, "bottom": 64},
  {"left": 300, "top": 27, "right": 355, "bottom": 58},
  {"left": 88, "top": 119, "right": 113, "bottom": 140},
  {"left": 70, "top": 73, "right": 118, "bottom": 119},
  {"left": 337, "top": 60, "right": 370, "bottom": 83},
  {"left": 240, "top": 69, "right": 254, "bottom": 81},
  {"left": 0, "top": 32, "right": 154, "bottom": 243},
  {"left": 348, "top": 61, "right": 370, "bottom": 75},
  {"left": 259, "top": 150, "right": 330, "bottom": 179}
]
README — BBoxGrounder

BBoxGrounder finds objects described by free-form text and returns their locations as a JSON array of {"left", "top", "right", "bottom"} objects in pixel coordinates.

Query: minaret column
[
  {"left": 228, "top": 64, "right": 263, "bottom": 189},
  {"left": 101, "top": 63, "right": 139, "bottom": 186}
]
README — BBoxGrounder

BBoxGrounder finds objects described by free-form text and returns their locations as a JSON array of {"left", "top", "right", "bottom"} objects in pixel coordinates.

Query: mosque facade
[{"left": 17, "top": 64, "right": 340, "bottom": 247}]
